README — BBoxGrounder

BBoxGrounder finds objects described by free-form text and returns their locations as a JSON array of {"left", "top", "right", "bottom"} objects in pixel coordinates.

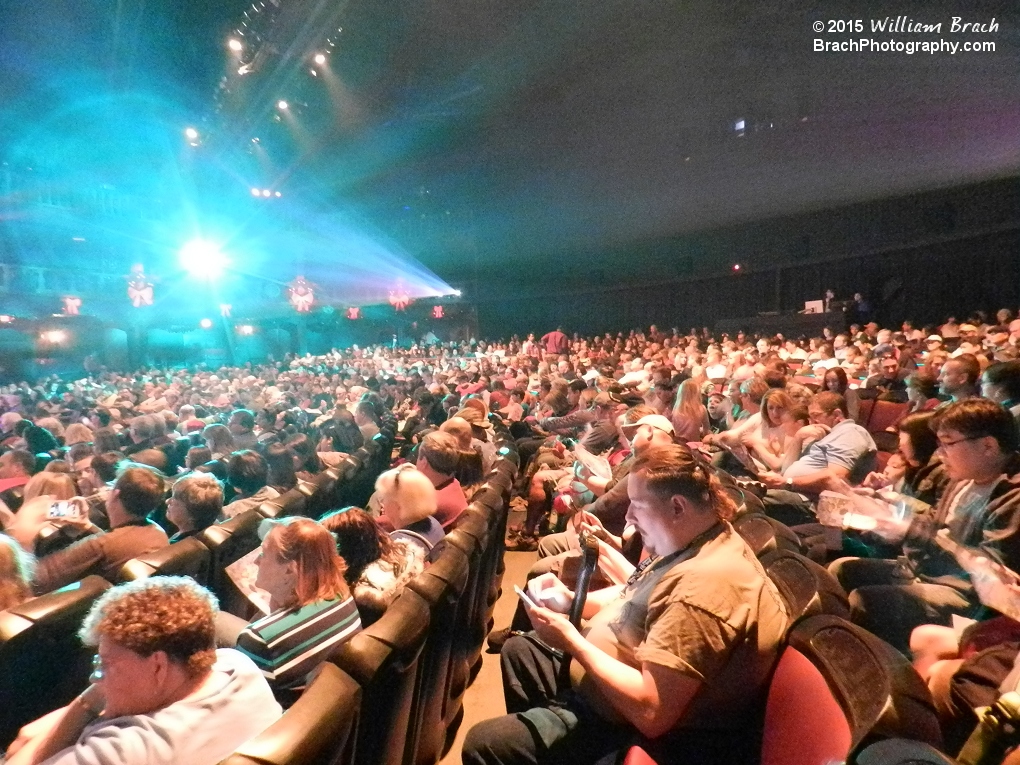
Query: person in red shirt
[{"left": 540, "top": 328, "right": 570, "bottom": 360}]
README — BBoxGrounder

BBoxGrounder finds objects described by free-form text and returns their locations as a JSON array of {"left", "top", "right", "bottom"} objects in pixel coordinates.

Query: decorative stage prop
[
  {"left": 432, "top": 305, "right": 444, "bottom": 319},
  {"left": 346, "top": 307, "right": 361, "bottom": 320},
  {"left": 126, "top": 265, "right": 154, "bottom": 307},
  {"left": 62, "top": 296, "right": 81, "bottom": 316},
  {"left": 287, "top": 276, "right": 315, "bottom": 312},
  {"left": 388, "top": 287, "right": 411, "bottom": 312}
]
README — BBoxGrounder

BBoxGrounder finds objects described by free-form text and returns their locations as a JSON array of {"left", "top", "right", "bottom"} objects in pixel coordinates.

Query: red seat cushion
[{"left": 761, "top": 647, "right": 852, "bottom": 765}]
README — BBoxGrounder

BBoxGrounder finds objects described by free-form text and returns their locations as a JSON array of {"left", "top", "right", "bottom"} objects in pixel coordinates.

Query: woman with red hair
[{"left": 235, "top": 517, "right": 362, "bottom": 698}]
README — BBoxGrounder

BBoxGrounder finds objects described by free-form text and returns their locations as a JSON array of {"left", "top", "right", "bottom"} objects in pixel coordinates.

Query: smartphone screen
[{"left": 47, "top": 501, "right": 79, "bottom": 519}]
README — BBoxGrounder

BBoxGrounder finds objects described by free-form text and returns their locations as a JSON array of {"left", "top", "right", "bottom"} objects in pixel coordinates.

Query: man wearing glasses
[{"left": 829, "top": 398, "right": 1020, "bottom": 652}]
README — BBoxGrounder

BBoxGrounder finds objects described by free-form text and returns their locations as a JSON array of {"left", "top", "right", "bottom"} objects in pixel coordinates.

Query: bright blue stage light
[{"left": 179, "top": 239, "right": 228, "bottom": 279}]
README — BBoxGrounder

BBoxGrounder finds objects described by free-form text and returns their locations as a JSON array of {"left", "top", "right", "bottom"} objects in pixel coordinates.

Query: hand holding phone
[
  {"left": 47, "top": 500, "right": 81, "bottom": 520},
  {"left": 514, "top": 585, "right": 538, "bottom": 610}
]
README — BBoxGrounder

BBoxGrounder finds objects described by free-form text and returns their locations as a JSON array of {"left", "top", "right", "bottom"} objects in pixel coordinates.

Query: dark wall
[{"left": 472, "top": 177, "right": 1020, "bottom": 338}]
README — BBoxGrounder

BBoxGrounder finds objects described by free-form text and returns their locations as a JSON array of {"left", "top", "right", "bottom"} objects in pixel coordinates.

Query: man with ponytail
[{"left": 463, "top": 443, "right": 788, "bottom": 765}]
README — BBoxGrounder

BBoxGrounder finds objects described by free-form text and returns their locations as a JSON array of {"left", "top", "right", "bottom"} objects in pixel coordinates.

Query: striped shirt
[{"left": 236, "top": 595, "right": 362, "bottom": 691}]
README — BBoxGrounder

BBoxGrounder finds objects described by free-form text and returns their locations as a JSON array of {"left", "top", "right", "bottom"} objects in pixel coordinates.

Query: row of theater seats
[
  {"left": 222, "top": 415, "right": 521, "bottom": 765},
  {"left": 624, "top": 483, "right": 944, "bottom": 765},
  {"left": 0, "top": 413, "right": 521, "bottom": 765},
  {"left": 0, "top": 415, "right": 399, "bottom": 748}
]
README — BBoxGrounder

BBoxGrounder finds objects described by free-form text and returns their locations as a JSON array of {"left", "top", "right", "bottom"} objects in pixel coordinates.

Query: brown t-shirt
[{"left": 573, "top": 524, "right": 788, "bottom": 731}]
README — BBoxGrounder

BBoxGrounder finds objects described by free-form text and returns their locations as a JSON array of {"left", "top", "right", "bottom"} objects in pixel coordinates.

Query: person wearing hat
[
  {"left": 924, "top": 335, "right": 944, "bottom": 354},
  {"left": 705, "top": 388, "right": 731, "bottom": 433},
  {"left": 986, "top": 325, "right": 1014, "bottom": 358},
  {"left": 951, "top": 324, "right": 983, "bottom": 358}
]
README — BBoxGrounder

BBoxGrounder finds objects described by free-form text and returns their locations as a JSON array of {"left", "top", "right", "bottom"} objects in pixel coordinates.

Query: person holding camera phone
[{"left": 31, "top": 467, "right": 169, "bottom": 595}]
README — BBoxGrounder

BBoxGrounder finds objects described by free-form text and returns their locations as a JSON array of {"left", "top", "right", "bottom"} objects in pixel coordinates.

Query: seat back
[
  {"left": 300, "top": 472, "right": 337, "bottom": 518},
  {"left": 733, "top": 513, "right": 804, "bottom": 558},
  {"left": 198, "top": 510, "right": 263, "bottom": 618},
  {"left": 117, "top": 536, "right": 212, "bottom": 584},
  {"left": 758, "top": 549, "right": 850, "bottom": 623},
  {"left": 0, "top": 576, "right": 111, "bottom": 747},
  {"left": 220, "top": 662, "right": 361, "bottom": 765},
  {"left": 761, "top": 645, "right": 854, "bottom": 765},
  {"left": 856, "top": 398, "right": 875, "bottom": 428},
  {"left": 431, "top": 528, "right": 480, "bottom": 732},
  {"left": 761, "top": 615, "right": 942, "bottom": 765},
  {"left": 405, "top": 543, "right": 471, "bottom": 765},
  {"left": 868, "top": 401, "right": 910, "bottom": 436},
  {"left": 333, "top": 588, "right": 431, "bottom": 765}
]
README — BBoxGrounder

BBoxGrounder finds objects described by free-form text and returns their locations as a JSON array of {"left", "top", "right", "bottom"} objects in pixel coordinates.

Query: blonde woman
[
  {"left": 742, "top": 389, "right": 797, "bottom": 472},
  {"left": 670, "top": 379, "right": 711, "bottom": 443},
  {"left": 0, "top": 533, "right": 34, "bottom": 610},
  {"left": 374, "top": 466, "right": 444, "bottom": 561}
]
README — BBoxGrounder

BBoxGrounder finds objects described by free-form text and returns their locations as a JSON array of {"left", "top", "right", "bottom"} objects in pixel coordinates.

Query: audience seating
[
  {"left": 448, "top": 509, "right": 493, "bottom": 679},
  {"left": 439, "top": 524, "right": 485, "bottom": 731},
  {"left": 116, "top": 535, "right": 212, "bottom": 584},
  {"left": 856, "top": 398, "right": 876, "bottom": 429},
  {"left": 758, "top": 548, "right": 851, "bottom": 623},
  {"left": 760, "top": 614, "right": 942, "bottom": 765},
  {"left": 405, "top": 542, "right": 471, "bottom": 765},
  {"left": 856, "top": 739, "right": 958, "bottom": 764},
  {"left": 732, "top": 512, "right": 805, "bottom": 558},
  {"left": 299, "top": 472, "right": 337, "bottom": 518},
  {"left": 0, "top": 484, "right": 24, "bottom": 512},
  {"left": 263, "top": 487, "right": 308, "bottom": 519},
  {"left": 34, "top": 521, "right": 94, "bottom": 558},
  {"left": 332, "top": 588, "right": 431, "bottom": 765},
  {"left": 622, "top": 613, "right": 943, "bottom": 765},
  {"left": 866, "top": 400, "right": 911, "bottom": 436},
  {"left": 0, "top": 575, "right": 111, "bottom": 748},
  {"left": 199, "top": 509, "right": 264, "bottom": 619},
  {"left": 219, "top": 662, "right": 362, "bottom": 765}
]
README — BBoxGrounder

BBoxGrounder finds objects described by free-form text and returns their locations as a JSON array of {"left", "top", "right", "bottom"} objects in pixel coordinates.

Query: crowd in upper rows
[{"left": 1, "top": 307, "right": 1020, "bottom": 763}]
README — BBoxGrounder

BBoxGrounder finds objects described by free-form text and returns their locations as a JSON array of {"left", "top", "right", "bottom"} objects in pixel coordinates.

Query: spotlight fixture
[
  {"left": 277, "top": 100, "right": 289, "bottom": 110},
  {"left": 250, "top": 187, "right": 260, "bottom": 196},
  {"left": 261, "top": 189, "right": 271, "bottom": 197},
  {"left": 238, "top": 324, "right": 255, "bottom": 335},
  {"left": 40, "top": 330, "right": 68, "bottom": 343},
  {"left": 184, "top": 127, "right": 199, "bottom": 140},
  {"left": 179, "top": 239, "right": 228, "bottom": 280},
  {"left": 228, "top": 38, "right": 243, "bottom": 52},
  {"left": 200, "top": 318, "right": 213, "bottom": 329},
  {"left": 313, "top": 53, "right": 326, "bottom": 65}
]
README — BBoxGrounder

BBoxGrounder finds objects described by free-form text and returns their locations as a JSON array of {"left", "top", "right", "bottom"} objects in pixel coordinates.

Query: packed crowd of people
[{"left": 1, "top": 307, "right": 1020, "bottom": 764}]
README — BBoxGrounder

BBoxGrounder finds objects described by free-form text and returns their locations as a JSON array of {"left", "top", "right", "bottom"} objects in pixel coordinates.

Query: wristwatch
[{"left": 785, "top": 478, "right": 793, "bottom": 491}]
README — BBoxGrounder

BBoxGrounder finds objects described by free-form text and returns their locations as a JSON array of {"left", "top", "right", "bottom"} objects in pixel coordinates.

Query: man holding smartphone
[
  {"left": 463, "top": 444, "right": 788, "bottom": 765},
  {"left": 32, "top": 468, "right": 169, "bottom": 594}
]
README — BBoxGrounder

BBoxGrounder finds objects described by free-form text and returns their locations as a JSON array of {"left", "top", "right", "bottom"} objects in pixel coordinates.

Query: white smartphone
[
  {"left": 47, "top": 500, "right": 81, "bottom": 519},
  {"left": 514, "top": 585, "right": 539, "bottom": 610}
]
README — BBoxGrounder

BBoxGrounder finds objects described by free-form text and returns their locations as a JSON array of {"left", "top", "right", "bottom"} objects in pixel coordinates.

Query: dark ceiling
[{"left": 1, "top": 0, "right": 1018, "bottom": 286}]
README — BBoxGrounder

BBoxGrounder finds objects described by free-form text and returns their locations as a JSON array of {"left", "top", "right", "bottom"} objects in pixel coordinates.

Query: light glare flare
[{"left": 179, "top": 239, "right": 228, "bottom": 280}]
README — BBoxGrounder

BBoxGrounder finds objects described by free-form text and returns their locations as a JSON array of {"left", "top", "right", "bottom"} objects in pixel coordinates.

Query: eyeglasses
[{"left": 936, "top": 436, "right": 982, "bottom": 450}]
